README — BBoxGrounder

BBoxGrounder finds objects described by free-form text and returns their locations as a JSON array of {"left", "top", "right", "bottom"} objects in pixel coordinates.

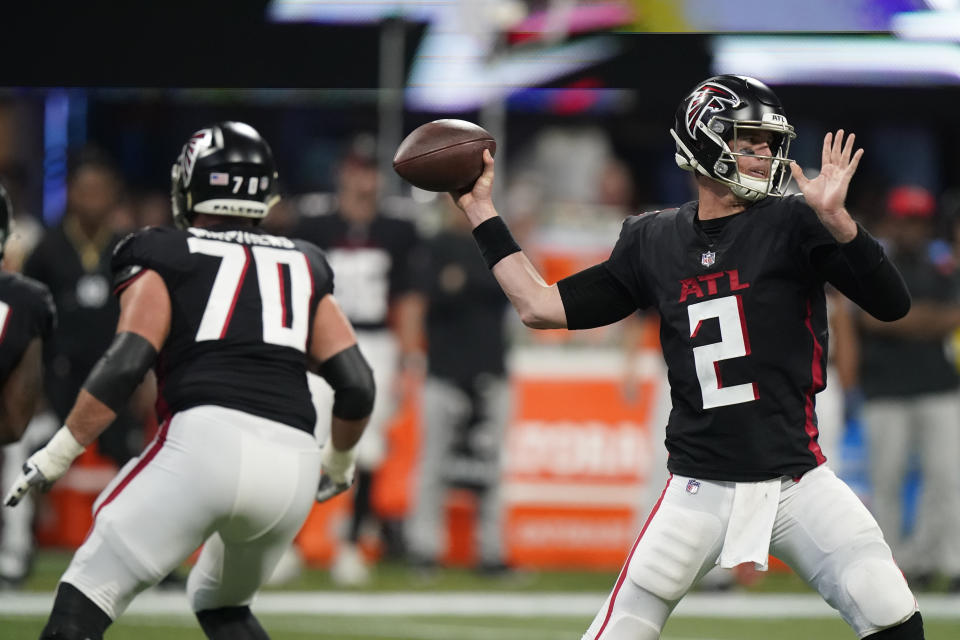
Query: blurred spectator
[
  {"left": 260, "top": 196, "right": 297, "bottom": 237},
  {"left": 294, "top": 135, "right": 423, "bottom": 585},
  {"left": 0, "top": 166, "right": 43, "bottom": 274},
  {"left": 858, "top": 185, "right": 960, "bottom": 591},
  {"left": 518, "top": 126, "right": 612, "bottom": 204},
  {"left": 133, "top": 190, "right": 173, "bottom": 229},
  {"left": 404, "top": 198, "right": 513, "bottom": 577},
  {"left": 23, "top": 148, "right": 149, "bottom": 468}
]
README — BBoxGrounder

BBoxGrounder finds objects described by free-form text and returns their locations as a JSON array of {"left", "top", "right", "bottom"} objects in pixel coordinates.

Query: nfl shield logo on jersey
[
  {"left": 701, "top": 251, "right": 716, "bottom": 267},
  {"left": 686, "top": 479, "right": 701, "bottom": 495}
]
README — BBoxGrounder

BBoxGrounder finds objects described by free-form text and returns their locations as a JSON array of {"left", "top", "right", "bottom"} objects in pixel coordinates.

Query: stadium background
[{"left": 2, "top": 1, "right": 960, "bottom": 638}]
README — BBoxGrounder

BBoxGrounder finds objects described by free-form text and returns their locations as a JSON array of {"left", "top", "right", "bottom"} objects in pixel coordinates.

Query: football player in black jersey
[
  {"left": 3, "top": 122, "right": 375, "bottom": 640},
  {"left": 452, "top": 76, "right": 922, "bottom": 640},
  {"left": 0, "top": 182, "right": 55, "bottom": 445},
  {"left": 0, "top": 181, "right": 56, "bottom": 588}
]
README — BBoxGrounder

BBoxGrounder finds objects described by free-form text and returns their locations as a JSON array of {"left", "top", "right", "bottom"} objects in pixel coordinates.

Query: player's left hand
[
  {"left": 315, "top": 473, "right": 354, "bottom": 503},
  {"left": 315, "top": 439, "right": 357, "bottom": 503},
  {"left": 790, "top": 129, "right": 863, "bottom": 242},
  {"left": 4, "top": 426, "right": 85, "bottom": 507},
  {"left": 5, "top": 449, "right": 65, "bottom": 507}
]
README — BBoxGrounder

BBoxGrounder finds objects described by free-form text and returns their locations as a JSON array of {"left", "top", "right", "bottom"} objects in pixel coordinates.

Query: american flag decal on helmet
[{"left": 685, "top": 83, "right": 741, "bottom": 138}]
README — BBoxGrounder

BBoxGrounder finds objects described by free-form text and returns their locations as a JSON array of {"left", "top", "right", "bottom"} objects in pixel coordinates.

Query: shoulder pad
[
  {"left": 111, "top": 226, "right": 186, "bottom": 293},
  {"left": 113, "top": 226, "right": 178, "bottom": 258}
]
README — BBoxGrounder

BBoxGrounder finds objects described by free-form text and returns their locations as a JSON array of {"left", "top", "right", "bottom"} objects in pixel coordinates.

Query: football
[{"left": 393, "top": 119, "right": 496, "bottom": 192}]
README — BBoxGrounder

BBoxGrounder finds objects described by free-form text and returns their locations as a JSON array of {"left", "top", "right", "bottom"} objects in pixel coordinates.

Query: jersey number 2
[
  {"left": 687, "top": 295, "right": 757, "bottom": 409},
  {"left": 188, "top": 238, "right": 312, "bottom": 352}
]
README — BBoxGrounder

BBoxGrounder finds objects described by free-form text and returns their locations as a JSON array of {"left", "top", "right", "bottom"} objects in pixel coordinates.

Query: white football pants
[
  {"left": 583, "top": 465, "right": 917, "bottom": 640},
  {"left": 60, "top": 405, "right": 321, "bottom": 620}
]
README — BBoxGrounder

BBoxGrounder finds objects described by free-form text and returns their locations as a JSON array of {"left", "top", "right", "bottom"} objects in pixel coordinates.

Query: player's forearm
[
  {"left": 469, "top": 215, "right": 567, "bottom": 329},
  {"left": 491, "top": 252, "right": 566, "bottom": 329},
  {"left": 330, "top": 414, "right": 369, "bottom": 452},
  {"left": 0, "top": 414, "right": 24, "bottom": 446},
  {"left": 0, "top": 393, "right": 37, "bottom": 446},
  {"left": 461, "top": 199, "right": 499, "bottom": 228},
  {"left": 822, "top": 225, "right": 911, "bottom": 321},
  {"left": 0, "top": 338, "right": 43, "bottom": 445},
  {"left": 64, "top": 389, "right": 117, "bottom": 446}
]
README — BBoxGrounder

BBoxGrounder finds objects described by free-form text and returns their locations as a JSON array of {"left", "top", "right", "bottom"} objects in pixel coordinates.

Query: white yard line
[{"left": 1, "top": 591, "right": 958, "bottom": 620}]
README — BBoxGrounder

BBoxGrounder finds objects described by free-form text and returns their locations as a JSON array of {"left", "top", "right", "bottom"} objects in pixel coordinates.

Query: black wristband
[{"left": 472, "top": 216, "right": 521, "bottom": 269}]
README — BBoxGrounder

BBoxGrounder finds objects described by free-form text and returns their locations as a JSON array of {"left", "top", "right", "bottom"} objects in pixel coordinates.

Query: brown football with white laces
[{"left": 393, "top": 119, "right": 496, "bottom": 192}]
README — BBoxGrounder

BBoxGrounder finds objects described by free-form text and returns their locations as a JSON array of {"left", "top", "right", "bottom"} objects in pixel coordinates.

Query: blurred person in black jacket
[
  {"left": 23, "top": 148, "right": 151, "bottom": 468},
  {"left": 404, "top": 199, "right": 513, "bottom": 577}
]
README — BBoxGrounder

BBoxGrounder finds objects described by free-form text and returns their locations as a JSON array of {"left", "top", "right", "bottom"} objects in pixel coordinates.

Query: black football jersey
[
  {"left": 0, "top": 272, "right": 55, "bottom": 382},
  {"left": 605, "top": 195, "right": 841, "bottom": 481},
  {"left": 294, "top": 212, "right": 419, "bottom": 330},
  {"left": 112, "top": 224, "right": 334, "bottom": 434}
]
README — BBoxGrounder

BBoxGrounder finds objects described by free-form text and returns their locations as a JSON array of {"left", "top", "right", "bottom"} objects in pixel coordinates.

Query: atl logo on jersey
[{"left": 678, "top": 269, "right": 750, "bottom": 303}]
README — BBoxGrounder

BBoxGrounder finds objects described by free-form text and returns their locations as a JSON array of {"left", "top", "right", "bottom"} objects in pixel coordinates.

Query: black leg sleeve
[
  {"left": 864, "top": 612, "right": 924, "bottom": 640},
  {"left": 40, "top": 582, "right": 112, "bottom": 640},
  {"left": 196, "top": 605, "right": 269, "bottom": 640}
]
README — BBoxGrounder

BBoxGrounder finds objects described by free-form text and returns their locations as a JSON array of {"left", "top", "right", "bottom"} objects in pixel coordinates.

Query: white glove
[
  {"left": 316, "top": 439, "right": 357, "bottom": 503},
  {"left": 4, "top": 426, "right": 85, "bottom": 507}
]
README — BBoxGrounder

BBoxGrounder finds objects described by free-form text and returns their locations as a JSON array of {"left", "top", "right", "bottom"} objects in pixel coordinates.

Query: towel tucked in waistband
[{"left": 717, "top": 478, "right": 781, "bottom": 571}]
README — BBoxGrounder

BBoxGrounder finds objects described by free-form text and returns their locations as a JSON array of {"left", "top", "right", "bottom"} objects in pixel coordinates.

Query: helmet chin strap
[{"left": 731, "top": 174, "right": 769, "bottom": 202}]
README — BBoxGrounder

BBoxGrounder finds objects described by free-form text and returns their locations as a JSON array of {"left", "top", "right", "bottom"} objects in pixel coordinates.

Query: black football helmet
[
  {"left": 670, "top": 75, "right": 796, "bottom": 202},
  {"left": 170, "top": 121, "right": 280, "bottom": 229},
  {"left": 0, "top": 182, "right": 11, "bottom": 261}
]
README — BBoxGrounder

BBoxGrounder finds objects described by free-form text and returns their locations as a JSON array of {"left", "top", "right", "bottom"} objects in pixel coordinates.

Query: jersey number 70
[{"left": 188, "top": 237, "right": 312, "bottom": 352}]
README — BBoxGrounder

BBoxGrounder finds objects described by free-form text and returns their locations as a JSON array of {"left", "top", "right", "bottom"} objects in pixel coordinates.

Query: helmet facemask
[{"left": 715, "top": 114, "right": 795, "bottom": 202}]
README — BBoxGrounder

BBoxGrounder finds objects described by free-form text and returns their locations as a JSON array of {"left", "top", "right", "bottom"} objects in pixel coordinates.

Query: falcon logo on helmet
[
  {"left": 685, "top": 83, "right": 741, "bottom": 138},
  {"left": 179, "top": 129, "right": 216, "bottom": 189},
  {"left": 171, "top": 121, "right": 280, "bottom": 230}
]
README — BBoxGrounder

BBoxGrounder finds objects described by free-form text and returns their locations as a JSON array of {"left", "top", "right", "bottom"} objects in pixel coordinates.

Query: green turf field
[
  {"left": 3, "top": 551, "right": 958, "bottom": 639},
  {"left": 3, "top": 614, "right": 960, "bottom": 640}
]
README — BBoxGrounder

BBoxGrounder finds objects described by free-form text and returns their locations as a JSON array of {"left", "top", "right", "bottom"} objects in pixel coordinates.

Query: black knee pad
[
  {"left": 865, "top": 611, "right": 924, "bottom": 640},
  {"left": 196, "top": 605, "right": 269, "bottom": 640},
  {"left": 40, "top": 582, "right": 112, "bottom": 640}
]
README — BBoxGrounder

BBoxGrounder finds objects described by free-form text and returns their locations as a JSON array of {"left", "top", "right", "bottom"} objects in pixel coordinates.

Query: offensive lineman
[
  {"left": 3, "top": 121, "right": 375, "bottom": 640},
  {"left": 452, "top": 76, "right": 923, "bottom": 639},
  {"left": 0, "top": 181, "right": 55, "bottom": 445}
]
